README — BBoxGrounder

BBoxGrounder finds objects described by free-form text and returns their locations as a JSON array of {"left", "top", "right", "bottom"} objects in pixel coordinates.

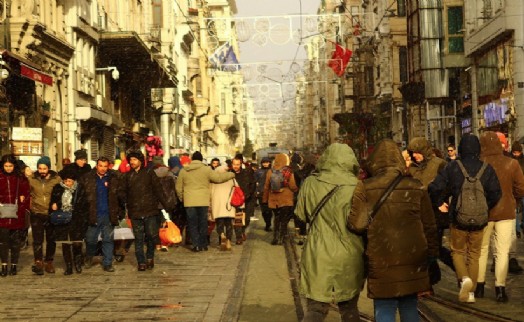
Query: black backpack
[{"left": 455, "top": 160, "right": 489, "bottom": 230}]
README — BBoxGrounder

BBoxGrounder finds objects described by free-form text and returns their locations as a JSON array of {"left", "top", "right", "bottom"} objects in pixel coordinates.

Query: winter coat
[
  {"left": 262, "top": 154, "right": 299, "bottom": 208},
  {"left": 210, "top": 166, "right": 236, "bottom": 219},
  {"left": 49, "top": 182, "right": 88, "bottom": 241},
  {"left": 348, "top": 139, "right": 439, "bottom": 299},
  {"left": 0, "top": 172, "right": 30, "bottom": 230},
  {"left": 154, "top": 166, "right": 177, "bottom": 209},
  {"left": 176, "top": 160, "right": 235, "bottom": 207},
  {"left": 59, "top": 162, "right": 92, "bottom": 181},
  {"left": 480, "top": 131, "right": 524, "bottom": 221},
  {"left": 407, "top": 137, "right": 447, "bottom": 189},
  {"left": 232, "top": 167, "right": 256, "bottom": 202},
  {"left": 28, "top": 171, "right": 62, "bottom": 215},
  {"left": 121, "top": 167, "right": 168, "bottom": 219},
  {"left": 295, "top": 143, "right": 364, "bottom": 303},
  {"left": 255, "top": 166, "right": 270, "bottom": 196},
  {"left": 79, "top": 169, "right": 124, "bottom": 226},
  {"left": 429, "top": 134, "right": 502, "bottom": 229}
]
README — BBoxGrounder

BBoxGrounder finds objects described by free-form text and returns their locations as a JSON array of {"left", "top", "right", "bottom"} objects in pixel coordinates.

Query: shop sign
[
  {"left": 12, "top": 127, "right": 42, "bottom": 141},
  {"left": 20, "top": 64, "right": 53, "bottom": 86}
]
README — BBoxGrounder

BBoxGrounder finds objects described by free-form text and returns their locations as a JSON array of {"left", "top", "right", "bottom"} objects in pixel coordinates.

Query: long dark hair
[{"left": 1, "top": 154, "right": 21, "bottom": 176}]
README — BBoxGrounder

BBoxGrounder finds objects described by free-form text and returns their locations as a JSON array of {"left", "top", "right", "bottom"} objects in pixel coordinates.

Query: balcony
[
  {"left": 193, "top": 96, "right": 209, "bottom": 116},
  {"left": 216, "top": 114, "right": 234, "bottom": 130}
]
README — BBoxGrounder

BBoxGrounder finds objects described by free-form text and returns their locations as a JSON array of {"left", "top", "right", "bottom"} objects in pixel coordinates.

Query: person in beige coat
[{"left": 210, "top": 165, "right": 236, "bottom": 251}]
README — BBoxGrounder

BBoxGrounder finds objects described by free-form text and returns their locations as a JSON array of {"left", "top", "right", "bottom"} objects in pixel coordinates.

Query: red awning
[{"left": 20, "top": 64, "right": 53, "bottom": 86}]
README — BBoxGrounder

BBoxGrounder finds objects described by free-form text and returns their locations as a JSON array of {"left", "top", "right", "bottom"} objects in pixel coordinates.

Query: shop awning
[
  {"left": 1, "top": 50, "right": 53, "bottom": 85},
  {"left": 97, "top": 32, "right": 177, "bottom": 88}
]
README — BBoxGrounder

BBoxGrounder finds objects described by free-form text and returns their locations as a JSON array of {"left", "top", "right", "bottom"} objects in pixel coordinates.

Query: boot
[
  {"left": 74, "top": 255, "right": 83, "bottom": 273},
  {"left": 9, "top": 264, "right": 17, "bottom": 276},
  {"left": 0, "top": 264, "right": 7, "bottom": 277},
  {"left": 84, "top": 256, "right": 93, "bottom": 269},
  {"left": 64, "top": 263, "right": 73, "bottom": 276},
  {"left": 220, "top": 233, "right": 227, "bottom": 251},
  {"left": 44, "top": 261, "right": 55, "bottom": 274},
  {"left": 474, "top": 282, "right": 484, "bottom": 298},
  {"left": 146, "top": 259, "right": 154, "bottom": 270},
  {"left": 271, "top": 230, "right": 279, "bottom": 245},
  {"left": 32, "top": 260, "right": 44, "bottom": 275},
  {"left": 225, "top": 239, "right": 232, "bottom": 251},
  {"left": 508, "top": 258, "right": 523, "bottom": 274},
  {"left": 495, "top": 286, "right": 508, "bottom": 303}
]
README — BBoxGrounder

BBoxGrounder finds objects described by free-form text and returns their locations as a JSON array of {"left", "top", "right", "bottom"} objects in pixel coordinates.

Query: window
[
  {"left": 397, "top": 0, "right": 406, "bottom": 17},
  {"left": 399, "top": 46, "right": 408, "bottom": 83},
  {"left": 152, "top": 0, "right": 162, "bottom": 28},
  {"left": 221, "top": 93, "right": 226, "bottom": 114},
  {"left": 448, "top": 6, "right": 464, "bottom": 53}
]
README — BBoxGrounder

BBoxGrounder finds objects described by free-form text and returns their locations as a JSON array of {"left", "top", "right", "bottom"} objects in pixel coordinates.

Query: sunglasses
[{"left": 447, "top": 149, "right": 454, "bottom": 152}]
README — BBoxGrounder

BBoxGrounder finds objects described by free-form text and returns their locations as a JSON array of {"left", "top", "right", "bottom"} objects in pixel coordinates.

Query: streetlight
[{"left": 96, "top": 66, "right": 119, "bottom": 80}]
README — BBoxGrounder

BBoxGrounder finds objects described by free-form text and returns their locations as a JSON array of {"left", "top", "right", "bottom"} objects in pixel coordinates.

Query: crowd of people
[{"left": 0, "top": 132, "right": 523, "bottom": 322}]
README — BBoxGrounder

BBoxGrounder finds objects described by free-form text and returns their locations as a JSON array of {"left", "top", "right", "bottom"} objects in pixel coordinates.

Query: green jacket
[
  {"left": 28, "top": 170, "right": 62, "bottom": 214},
  {"left": 295, "top": 143, "right": 364, "bottom": 303},
  {"left": 407, "top": 137, "right": 446, "bottom": 189},
  {"left": 176, "top": 160, "right": 235, "bottom": 207}
]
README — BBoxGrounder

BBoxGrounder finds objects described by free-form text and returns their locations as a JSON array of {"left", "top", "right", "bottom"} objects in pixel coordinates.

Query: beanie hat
[
  {"left": 152, "top": 156, "right": 165, "bottom": 167},
  {"left": 512, "top": 141, "right": 523, "bottom": 152},
  {"left": 60, "top": 167, "right": 77, "bottom": 180},
  {"left": 192, "top": 151, "right": 203, "bottom": 161},
  {"left": 127, "top": 151, "right": 145, "bottom": 164},
  {"left": 37, "top": 156, "right": 51, "bottom": 169},
  {"left": 180, "top": 155, "right": 191, "bottom": 166},
  {"left": 168, "top": 156, "right": 182, "bottom": 169},
  {"left": 74, "top": 149, "right": 88, "bottom": 160}
]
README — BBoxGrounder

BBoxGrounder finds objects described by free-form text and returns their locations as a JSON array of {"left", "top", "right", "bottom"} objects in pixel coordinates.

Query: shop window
[{"left": 448, "top": 6, "right": 464, "bottom": 53}]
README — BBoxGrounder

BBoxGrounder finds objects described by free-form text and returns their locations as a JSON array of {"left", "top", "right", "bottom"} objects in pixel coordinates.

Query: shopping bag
[
  {"left": 233, "top": 211, "right": 245, "bottom": 228},
  {"left": 159, "top": 220, "right": 182, "bottom": 244},
  {"left": 114, "top": 218, "right": 135, "bottom": 240}
]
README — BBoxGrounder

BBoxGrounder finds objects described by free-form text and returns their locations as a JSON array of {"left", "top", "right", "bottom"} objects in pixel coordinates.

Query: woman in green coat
[{"left": 295, "top": 143, "right": 364, "bottom": 322}]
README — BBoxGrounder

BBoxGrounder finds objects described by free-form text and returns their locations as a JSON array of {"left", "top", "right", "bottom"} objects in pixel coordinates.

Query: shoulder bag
[
  {"left": 0, "top": 178, "right": 20, "bottom": 219},
  {"left": 49, "top": 188, "right": 79, "bottom": 225},
  {"left": 307, "top": 184, "right": 341, "bottom": 234}
]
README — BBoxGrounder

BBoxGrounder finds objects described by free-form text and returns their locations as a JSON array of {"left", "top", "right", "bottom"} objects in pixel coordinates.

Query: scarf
[{"left": 60, "top": 181, "right": 78, "bottom": 212}]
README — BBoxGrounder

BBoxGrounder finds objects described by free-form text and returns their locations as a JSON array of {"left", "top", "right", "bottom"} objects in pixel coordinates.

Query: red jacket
[{"left": 0, "top": 172, "right": 30, "bottom": 230}]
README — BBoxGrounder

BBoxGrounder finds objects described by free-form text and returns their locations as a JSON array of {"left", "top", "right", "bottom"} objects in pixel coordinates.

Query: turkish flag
[{"left": 328, "top": 43, "right": 352, "bottom": 77}]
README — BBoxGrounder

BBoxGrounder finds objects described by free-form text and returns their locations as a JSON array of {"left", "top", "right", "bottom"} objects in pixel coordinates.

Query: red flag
[{"left": 328, "top": 43, "right": 352, "bottom": 77}]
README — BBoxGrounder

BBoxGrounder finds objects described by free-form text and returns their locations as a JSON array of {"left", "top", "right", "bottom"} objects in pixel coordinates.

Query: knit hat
[
  {"left": 152, "top": 156, "right": 165, "bottom": 167},
  {"left": 512, "top": 141, "right": 523, "bottom": 152},
  {"left": 127, "top": 150, "right": 145, "bottom": 164},
  {"left": 168, "top": 156, "right": 182, "bottom": 169},
  {"left": 37, "top": 156, "right": 51, "bottom": 169},
  {"left": 74, "top": 149, "right": 88, "bottom": 160},
  {"left": 192, "top": 151, "right": 203, "bottom": 161},
  {"left": 60, "top": 167, "right": 77, "bottom": 180}
]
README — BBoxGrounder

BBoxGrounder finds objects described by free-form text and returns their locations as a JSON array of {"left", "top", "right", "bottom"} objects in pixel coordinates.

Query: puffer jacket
[
  {"left": 429, "top": 134, "right": 502, "bottom": 229},
  {"left": 176, "top": 160, "right": 235, "bottom": 207},
  {"left": 262, "top": 154, "right": 298, "bottom": 208},
  {"left": 295, "top": 143, "right": 364, "bottom": 303},
  {"left": 407, "top": 137, "right": 447, "bottom": 189},
  {"left": 28, "top": 170, "right": 62, "bottom": 215},
  {"left": 480, "top": 131, "right": 524, "bottom": 221},
  {"left": 348, "top": 139, "right": 438, "bottom": 299},
  {"left": 0, "top": 172, "right": 30, "bottom": 229}
]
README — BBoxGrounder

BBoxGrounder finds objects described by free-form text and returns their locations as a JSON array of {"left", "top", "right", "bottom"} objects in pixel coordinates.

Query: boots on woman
[
  {"left": 64, "top": 263, "right": 73, "bottom": 276},
  {"left": 74, "top": 255, "right": 83, "bottom": 273},
  {"left": 0, "top": 264, "right": 7, "bottom": 277},
  {"left": 9, "top": 264, "right": 17, "bottom": 276},
  {"left": 495, "top": 286, "right": 508, "bottom": 303}
]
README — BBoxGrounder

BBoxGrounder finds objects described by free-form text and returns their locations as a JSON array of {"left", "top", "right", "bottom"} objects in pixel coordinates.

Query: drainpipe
[{"left": 470, "top": 63, "right": 479, "bottom": 136}]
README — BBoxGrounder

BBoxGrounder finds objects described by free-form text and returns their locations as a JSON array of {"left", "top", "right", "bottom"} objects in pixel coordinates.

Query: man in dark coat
[
  {"left": 79, "top": 156, "right": 124, "bottom": 272},
  {"left": 120, "top": 151, "right": 170, "bottom": 271},
  {"left": 511, "top": 141, "right": 524, "bottom": 240},
  {"left": 255, "top": 157, "right": 272, "bottom": 231},
  {"left": 231, "top": 156, "right": 256, "bottom": 244},
  {"left": 60, "top": 149, "right": 92, "bottom": 180},
  {"left": 429, "top": 134, "right": 501, "bottom": 303}
]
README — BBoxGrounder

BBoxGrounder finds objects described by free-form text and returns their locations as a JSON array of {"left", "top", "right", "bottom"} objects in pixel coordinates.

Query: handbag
[
  {"left": 0, "top": 178, "right": 20, "bottom": 219},
  {"left": 49, "top": 210, "right": 73, "bottom": 225},
  {"left": 233, "top": 211, "right": 245, "bottom": 227},
  {"left": 306, "top": 185, "right": 341, "bottom": 234},
  {"left": 114, "top": 218, "right": 135, "bottom": 240},
  {"left": 159, "top": 220, "right": 182, "bottom": 244},
  {"left": 228, "top": 179, "right": 245, "bottom": 209}
]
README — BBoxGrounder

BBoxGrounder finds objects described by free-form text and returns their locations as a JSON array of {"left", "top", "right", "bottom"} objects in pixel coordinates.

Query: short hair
[
  {"left": 447, "top": 143, "right": 456, "bottom": 149},
  {"left": 211, "top": 158, "right": 220, "bottom": 163},
  {"left": 97, "top": 156, "right": 110, "bottom": 164}
]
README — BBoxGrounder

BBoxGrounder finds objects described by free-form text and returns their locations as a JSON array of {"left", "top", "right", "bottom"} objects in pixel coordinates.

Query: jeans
[
  {"left": 85, "top": 216, "right": 114, "bottom": 267},
  {"left": 185, "top": 207, "right": 208, "bottom": 249},
  {"left": 216, "top": 218, "right": 233, "bottom": 241},
  {"left": 303, "top": 296, "right": 359, "bottom": 322},
  {"left": 30, "top": 213, "right": 56, "bottom": 262},
  {"left": 131, "top": 214, "right": 160, "bottom": 264},
  {"left": 373, "top": 294, "right": 418, "bottom": 322}
]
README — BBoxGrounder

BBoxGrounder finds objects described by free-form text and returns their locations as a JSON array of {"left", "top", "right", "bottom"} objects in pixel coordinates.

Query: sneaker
[
  {"left": 459, "top": 277, "right": 473, "bottom": 302},
  {"left": 467, "top": 292, "right": 475, "bottom": 303},
  {"left": 103, "top": 265, "right": 115, "bottom": 272},
  {"left": 160, "top": 246, "right": 169, "bottom": 252}
]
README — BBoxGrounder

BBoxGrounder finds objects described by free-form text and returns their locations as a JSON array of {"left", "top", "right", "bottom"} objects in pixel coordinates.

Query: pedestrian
[
  {"left": 429, "top": 134, "right": 502, "bottom": 303},
  {"left": 510, "top": 140, "right": 524, "bottom": 246},
  {"left": 446, "top": 144, "right": 458, "bottom": 162},
  {"left": 0, "top": 154, "right": 31, "bottom": 276},
  {"left": 349, "top": 139, "right": 439, "bottom": 321},
  {"left": 210, "top": 165, "right": 236, "bottom": 251},
  {"left": 231, "top": 156, "right": 256, "bottom": 244},
  {"left": 296, "top": 143, "right": 364, "bottom": 322},
  {"left": 59, "top": 149, "right": 91, "bottom": 180},
  {"left": 121, "top": 151, "right": 171, "bottom": 270},
  {"left": 152, "top": 156, "right": 177, "bottom": 252},
  {"left": 28, "top": 156, "right": 62, "bottom": 275},
  {"left": 210, "top": 158, "right": 221, "bottom": 170},
  {"left": 476, "top": 131, "right": 524, "bottom": 302},
  {"left": 175, "top": 151, "right": 234, "bottom": 252},
  {"left": 407, "top": 137, "right": 452, "bottom": 276},
  {"left": 80, "top": 156, "right": 124, "bottom": 272},
  {"left": 49, "top": 168, "right": 86, "bottom": 275},
  {"left": 168, "top": 156, "right": 187, "bottom": 244},
  {"left": 262, "top": 153, "right": 299, "bottom": 245},
  {"left": 255, "top": 157, "right": 272, "bottom": 231},
  {"left": 290, "top": 152, "right": 307, "bottom": 244}
]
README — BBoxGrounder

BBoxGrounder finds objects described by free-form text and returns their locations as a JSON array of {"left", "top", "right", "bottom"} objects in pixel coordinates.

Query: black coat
[
  {"left": 79, "top": 170, "right": 124, "bottom": 226},
  {"left": 60, "top": 163, "right": 92, "bottom": 181},
  {"left": 233, "top": 168, "right": 256, "bottom": 201},
  {"left": 121, "top": 167, "right": 168, "bottom": 219},
  {"left": 49, "top": 183, "right": 88, "bottom": 241}
]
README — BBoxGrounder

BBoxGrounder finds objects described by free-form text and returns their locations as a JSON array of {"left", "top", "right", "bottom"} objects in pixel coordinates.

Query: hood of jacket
[
  {"left": 272, "top": 153, "right": 290, "bottom": 170},
  {"left": 407, "top": 137, "right": 433, "bottom": 159},
  {"left": 154, "top": 166, "right": 171, "bottom": 177},
  {"left": 168, "top": 156, "right": 182, "bottom": 169},
  {"left": 367, "top": 139, "right": 405, "bottom": 177},
  {"left": 313, "top": 143, "right": 359, "bottom": 185},
  {"left": 184, "top": 160, "right": 206, "bottom": 172},
  {"left": 458, "top": 134, "right": 481, "bottom": 158},
  {"left": 480, "top": 131, "right": 504, "bottom": 158}
]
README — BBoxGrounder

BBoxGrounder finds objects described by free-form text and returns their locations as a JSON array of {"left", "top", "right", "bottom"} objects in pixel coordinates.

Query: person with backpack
[
  {"left": 262, "top": 153, "right": 299, "bottom": 245},
  {"left": 475, "top": 131, "right": 524, "bottom": 302},
  {"left": 428, "top": 134, "right": 501, "bottom": 303}
]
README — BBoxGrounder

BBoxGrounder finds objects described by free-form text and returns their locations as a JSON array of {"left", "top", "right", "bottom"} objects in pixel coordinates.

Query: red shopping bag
[{"left": 159, "top": 220, "right": 182, "bottom": 245}]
